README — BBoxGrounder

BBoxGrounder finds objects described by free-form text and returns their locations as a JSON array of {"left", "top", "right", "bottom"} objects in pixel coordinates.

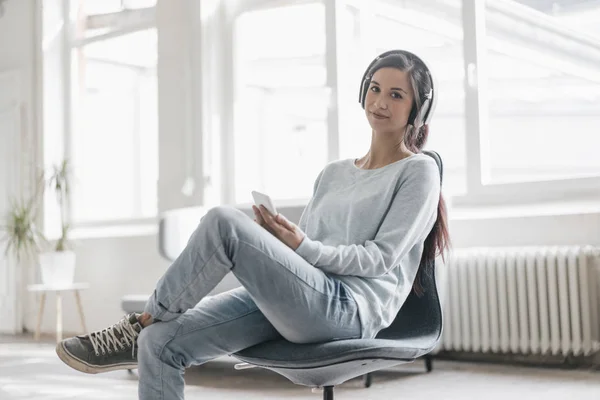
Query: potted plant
[
  {"left": 1, "top": 198, "right": 44, "bottom": 264},
  {"left": 38, "top": 159, "right": 76, "bottom": 285},
  {"left": 0, "top": 173, "right": 47, "bottom": 264}
]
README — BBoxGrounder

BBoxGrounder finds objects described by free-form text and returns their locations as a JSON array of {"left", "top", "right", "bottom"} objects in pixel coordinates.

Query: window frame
[
  {"left": 210, "top": 0, "right": 600, "bottom": 208},
  {"left": 217, "top": 0, "right": 337, "bottom": 205},
  {"left": 48, "top": 0, "right": 158, "bottom": 230},
  {"left": 455, "top": 0, "right": 600, "bottom": 207}
]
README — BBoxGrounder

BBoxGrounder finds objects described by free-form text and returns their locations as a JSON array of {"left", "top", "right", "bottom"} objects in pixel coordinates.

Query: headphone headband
[{"left": 358, "top": 50, "right": 438, "bottom": 128}]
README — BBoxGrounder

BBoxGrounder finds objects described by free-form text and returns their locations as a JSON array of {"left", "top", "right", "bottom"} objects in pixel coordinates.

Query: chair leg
[
  {"left": 425, "top": 355, "right": 433, "bottom": 372},
  {"left": 364, "top": 373, "right": 372, "bottom": 388},
  {"left": 323, "top": 386, "right": 334, "bottom": 400}
]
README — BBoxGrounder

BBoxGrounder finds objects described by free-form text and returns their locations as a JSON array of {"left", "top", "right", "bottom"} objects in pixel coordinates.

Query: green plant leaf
[
  {"left": 45, "top": 158, "right": 72, "bottom": 250},
  {"left": 1, "top": 160, "right": 73, "bottom": 260},
  {"left": 1, "top": 193, "right": 44, "bottom": 261}
]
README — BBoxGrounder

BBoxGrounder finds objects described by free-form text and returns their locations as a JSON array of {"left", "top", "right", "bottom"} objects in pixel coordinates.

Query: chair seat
[
  {"left": 121, "top": 295, "right": 149, "bottom": 314},
  {"left": 233, "top": 333, "right": 437, "bottom": 369}
]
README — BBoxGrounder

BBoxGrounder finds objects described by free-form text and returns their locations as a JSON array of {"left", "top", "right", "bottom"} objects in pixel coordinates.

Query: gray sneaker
[{"left": 56, "top": 313, "right": 143, "bottom": 374}]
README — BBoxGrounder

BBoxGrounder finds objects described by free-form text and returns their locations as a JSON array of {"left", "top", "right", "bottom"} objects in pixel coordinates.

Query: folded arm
[{"left": 295, "top": 160, "right": 440, "bottom": 278}]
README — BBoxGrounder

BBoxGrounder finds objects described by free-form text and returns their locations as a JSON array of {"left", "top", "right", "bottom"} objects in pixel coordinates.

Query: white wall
[
  {"left": 449, "top": 210, "right": 600, "bottom": 248},
  {"left": 0, "top": 0, "right": 40, "bottom": 334},
  {"left": 0, "top": 1, "right": 36, "bottom": 72},
  {"left": 0, "top": 0, "right": 37, "bottom": 177},
  {"left": 29, "top": 234, "right": 168, "bottom": 335},
  {"left": 156, "top": 0, "right": 204, "bottom": 212},
  {"left": 3, "top": 0, "right": 600, "bottom": 337}
]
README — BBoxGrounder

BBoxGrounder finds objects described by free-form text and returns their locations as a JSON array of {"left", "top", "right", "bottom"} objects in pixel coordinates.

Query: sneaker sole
[{"left": 55, "top": 342, "right": 138, "bottom": 374}]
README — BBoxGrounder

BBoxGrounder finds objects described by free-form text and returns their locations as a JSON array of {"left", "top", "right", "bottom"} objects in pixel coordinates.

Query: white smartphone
[{"left": 251, "top": 190, "right": 278, "bottom": 215}]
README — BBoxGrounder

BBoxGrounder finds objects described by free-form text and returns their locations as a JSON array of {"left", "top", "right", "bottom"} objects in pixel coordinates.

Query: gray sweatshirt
[{"left": 295, "top": 153, "right": 440, "bottom": 339}]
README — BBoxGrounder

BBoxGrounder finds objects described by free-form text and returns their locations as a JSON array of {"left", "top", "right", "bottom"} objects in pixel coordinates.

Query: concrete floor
[{"left": 1, "top": 334, "right": 599, "bottom": 399}]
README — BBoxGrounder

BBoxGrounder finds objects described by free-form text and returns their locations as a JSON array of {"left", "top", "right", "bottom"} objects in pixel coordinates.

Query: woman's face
[{"left": 364, "top": 67, "right": 415, "bottom": 134}]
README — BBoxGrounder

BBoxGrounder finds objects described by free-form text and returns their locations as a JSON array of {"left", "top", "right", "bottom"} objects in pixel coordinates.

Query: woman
[{"left": 56, "top": 49, "right": 450, "bottom": 399}]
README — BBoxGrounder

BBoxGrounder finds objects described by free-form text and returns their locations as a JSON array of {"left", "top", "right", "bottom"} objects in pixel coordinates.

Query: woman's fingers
[
  {"left": 275, "top": 213, "right": 295, "bottom": 231},
  {"left": 258, "top": 206, "right": 295, "bottom": 233},
  {"left": 258, "top": 205, "right": 276, "bottom": 225},
  {"left": 259, "top": 206, "right": 286, "bottom": 233},
  {"left": 252, "top": 205, "right": 265, "bottom": 224},
  {"left": 255, "top": 206, "right": 305, "bottom": 250}
]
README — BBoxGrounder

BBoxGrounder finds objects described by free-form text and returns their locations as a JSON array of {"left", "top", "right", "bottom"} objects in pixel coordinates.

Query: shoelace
[{"left": 88, "top": 315, "right": 140, "bottom": 358}]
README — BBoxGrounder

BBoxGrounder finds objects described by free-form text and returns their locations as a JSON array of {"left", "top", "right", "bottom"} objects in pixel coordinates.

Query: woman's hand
[{"left": 252, "top": 205, "right": 305, "bottom": 251}]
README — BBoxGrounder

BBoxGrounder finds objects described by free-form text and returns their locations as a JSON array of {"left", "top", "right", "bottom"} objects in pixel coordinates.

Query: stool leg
[
  {"left": 56, "top": 292, "right": 63, "bottom": 343},
  {"left": 323, "top": 386, "right": 334, "bottom": 400},
  {"left": 74, "top": 290, "right": 88, "bottom": 333},
  {"left": 34, "top": 293, "right": 46, "bottom": 341}
]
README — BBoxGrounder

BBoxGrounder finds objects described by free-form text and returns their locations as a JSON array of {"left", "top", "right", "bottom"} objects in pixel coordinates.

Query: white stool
[{"left": 27, "top": 282, "right": 90, "bottom": 343}]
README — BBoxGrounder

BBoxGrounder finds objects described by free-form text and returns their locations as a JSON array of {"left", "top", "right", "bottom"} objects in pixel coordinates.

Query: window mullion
[
  {"left": 221, "top": 2, "right": 236, "bottom": 205},
  {"left": 199, "top": 0, "right": 221, "bottom": 207},
  {"left": 325, "top": 0, "right": 340, "bottom": 162},
  {"left": 133, "top": 74, "right": 142, "bottom": 215},
  {"left": 189, "top": 0, "right": 205, "bottom": 207},
  {"left": 461, "top": 0, "right": 489, "bottom": 195},
  {"left": 64, "top": 0, "right": 75, "bottom": 227}
]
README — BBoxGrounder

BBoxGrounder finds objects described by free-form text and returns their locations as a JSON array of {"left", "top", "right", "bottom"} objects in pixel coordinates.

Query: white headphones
[{"left": 358, "top": 50, "right": 438, "bottom": 129}]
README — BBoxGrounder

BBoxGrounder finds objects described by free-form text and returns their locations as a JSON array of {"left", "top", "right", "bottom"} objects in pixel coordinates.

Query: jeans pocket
[
  {"left": 337, "top": 281, "right": 363, "bottom": 339},
  {"left": 327, "top": 296, "right": 361, "bottom": 341}
]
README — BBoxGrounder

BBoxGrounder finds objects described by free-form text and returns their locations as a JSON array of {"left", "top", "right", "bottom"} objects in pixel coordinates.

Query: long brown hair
[{"left": 366, "top": 52, "right": 451, "bottom": 296}]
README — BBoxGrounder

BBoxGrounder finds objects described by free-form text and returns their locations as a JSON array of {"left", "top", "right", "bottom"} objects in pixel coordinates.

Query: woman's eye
[
  {"left": 391, "top": 92, "right": 402, "bottom": 99},
  {"left": 370, "top": 86, "right": 380, "bottom": 92}
]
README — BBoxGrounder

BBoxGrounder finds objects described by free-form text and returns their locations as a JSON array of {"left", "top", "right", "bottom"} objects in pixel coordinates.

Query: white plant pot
[{"left": 39, "top": 251, "right": 76, "bottom": 286}]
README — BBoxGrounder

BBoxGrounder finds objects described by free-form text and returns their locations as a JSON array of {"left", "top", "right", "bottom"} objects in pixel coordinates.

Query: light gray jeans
[{"left": 138, "top": 205, "right": 362, "bottom": 399}]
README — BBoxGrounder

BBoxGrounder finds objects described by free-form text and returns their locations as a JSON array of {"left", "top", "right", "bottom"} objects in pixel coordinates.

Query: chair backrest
[{"left": 374, "top": 150, "right": 443, "bottom": 346}]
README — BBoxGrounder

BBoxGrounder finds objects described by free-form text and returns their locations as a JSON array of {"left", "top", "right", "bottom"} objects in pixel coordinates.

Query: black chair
[{"left": 231, "top": 150, "right": 444, "bottom": 399}]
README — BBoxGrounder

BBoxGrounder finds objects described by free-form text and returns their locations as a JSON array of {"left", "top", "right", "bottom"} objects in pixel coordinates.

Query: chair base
[
  {"left": 234, "top": 357, "right": 410, "bottom": 387},
  {"left": 236, "top": 357, "right": 434, "bottom": 399},
  {"left": 359, "top": 357, "right": 433, "bottom": 390}
]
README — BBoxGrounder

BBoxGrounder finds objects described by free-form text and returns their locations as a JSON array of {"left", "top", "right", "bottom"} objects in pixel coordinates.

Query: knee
[
  {"left": 138, "top": 322, "right": 189, "bottom": 369},
  {"left": 137, "top": 324, "right": 165, "bottom": 362},
  {"left": 138, "top": 322, "right": 182, "bottom": 366},
  {"left": 202, "top": 205, "right": 246, "bottom": 233},
  {"left": 204, "top": 205, "right": 239, "bottom": 222}
]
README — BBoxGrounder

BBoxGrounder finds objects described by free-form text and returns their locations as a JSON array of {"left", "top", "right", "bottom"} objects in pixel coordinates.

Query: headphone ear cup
[
  {"left": 359, "top": 79, "right": 365, "bottom": 106},
  {"left": 359, "top": 77, "right": 370, "bottom": 109},
  {"left": 408, "top": 106, "right": 418, "bottom": 126}
]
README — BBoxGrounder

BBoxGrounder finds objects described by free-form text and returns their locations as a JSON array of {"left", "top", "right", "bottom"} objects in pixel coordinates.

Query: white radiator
[{"left": 438, "top": 246, "right": 600, "bottom": 357}]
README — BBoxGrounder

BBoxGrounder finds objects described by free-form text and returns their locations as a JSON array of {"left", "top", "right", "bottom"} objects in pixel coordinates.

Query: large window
[
  {"left": 207, "top": 0, "right": 600, "bottom": 208},
  {"left": 484, "top": 0, "right": 600, "bottom": 184},
  {"left": 72, "top": 29, "right": 158, "bottom": 222},
  {"left": 223, "top": 0, "right": 467, "bottom": 206},
  {"left": 43, "top": 0, "right": 158, "bottom": 228},
  {"left": 232, "top": 3, "right": 328, "bottom": 204}
]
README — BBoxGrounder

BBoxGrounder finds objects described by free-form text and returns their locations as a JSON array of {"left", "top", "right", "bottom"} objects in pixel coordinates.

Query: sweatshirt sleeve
[
  {"left": 294, "top": 159, "right": 440, "bottom": 278},
  {"left": 297, "top": 168, "right": 324, "bottom": 232}
]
